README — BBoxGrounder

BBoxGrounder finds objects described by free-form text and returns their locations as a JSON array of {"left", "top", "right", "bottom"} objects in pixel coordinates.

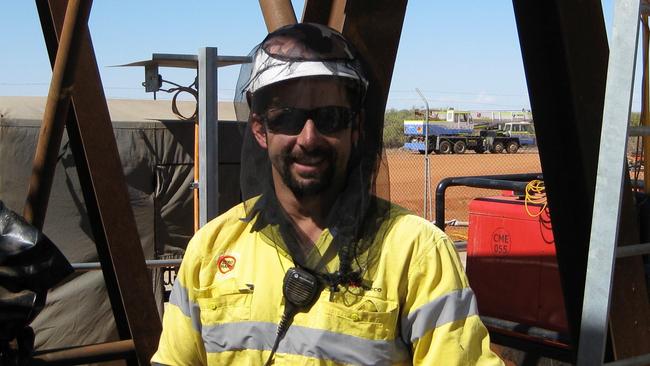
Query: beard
[{"left": 276, "top": 146, "right": 337, "bottom": 198}]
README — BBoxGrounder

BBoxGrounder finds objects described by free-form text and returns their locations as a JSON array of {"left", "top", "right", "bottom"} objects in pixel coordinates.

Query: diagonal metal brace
[{"left": 34, "top": 0, "right": 162, "bottom": 364}]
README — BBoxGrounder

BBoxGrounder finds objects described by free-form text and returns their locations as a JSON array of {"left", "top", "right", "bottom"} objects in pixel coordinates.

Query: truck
[
  {"left": 402, "top": 110, "right": 536, "bottom": 154},
  {"left": 500, "top": 121, "right": 536, "bottom": 146}
]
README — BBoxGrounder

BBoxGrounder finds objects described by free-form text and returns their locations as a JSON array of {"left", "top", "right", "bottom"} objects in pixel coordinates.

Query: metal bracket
[{"left": 142, "top": 64, "right": 161, "bottom": 93}]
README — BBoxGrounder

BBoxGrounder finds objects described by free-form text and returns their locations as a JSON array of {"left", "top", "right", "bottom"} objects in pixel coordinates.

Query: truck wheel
[
  {"left": 491, "top": 142, "right": 505, "bottom": 154},
  {"left": 453, "top": 140, "right": 466, "bottom": 154},
  {"left": 439, "top": 140, "right": 452, "bottom": 154},
  {"left": 506, "top": 141, "right": 519, "bottom": 154}
]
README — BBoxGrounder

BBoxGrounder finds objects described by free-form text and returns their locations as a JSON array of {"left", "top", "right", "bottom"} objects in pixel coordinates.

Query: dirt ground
[{"left": 384, "top": 148, "right": 543, "bottom": 240}]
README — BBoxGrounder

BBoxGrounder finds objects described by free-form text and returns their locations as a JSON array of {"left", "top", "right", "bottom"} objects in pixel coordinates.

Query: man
[{"left": 152, "top": 23, "right": 503, "bottom": 365}]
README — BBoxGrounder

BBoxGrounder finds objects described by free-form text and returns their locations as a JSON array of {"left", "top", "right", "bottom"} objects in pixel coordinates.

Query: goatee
[{"left": 279, "top": 147, "right": 336, "bottom": 198}]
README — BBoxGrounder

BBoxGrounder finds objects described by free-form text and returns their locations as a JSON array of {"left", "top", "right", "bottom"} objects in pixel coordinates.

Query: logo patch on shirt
[{"left": 217, "top": 255, "right": 237, "bottom": 274}]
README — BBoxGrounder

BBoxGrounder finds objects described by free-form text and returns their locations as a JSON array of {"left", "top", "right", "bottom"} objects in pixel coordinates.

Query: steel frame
[
  {"left": 578, "top": 0, "right": 650, "bottom": 364},
  {"left": 32, "top": 0, "right": 161, "bottom": 363},
  {"left": 514, "top": 0, "right": 650, "bottom": 363},
  {"left": 198, "top": 47, "right": 219, "bottom": 227}
]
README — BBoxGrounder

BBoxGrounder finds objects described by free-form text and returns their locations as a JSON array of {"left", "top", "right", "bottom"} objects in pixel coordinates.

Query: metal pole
[
  {"left": 615, "top": 242, "right": 650, "bottom": 258},
  {"left": 71, "top": 259, "right": 183, "bottom": 271},
  {"left": 416, "top": 88, "right": 431, "bottom": 221},
  {"left": 194, "top": 122, "right": 200, "bottom": 232},
  {"left": 259, "top": 0, "right": 297, "bottom": 32},
  {"left": 628, "top": 125, "right": 650, "bottom": 135},
  {"left": 31, "top": 340, "right": 135, "bottom": 365},
  {"left": 198, "top": 47, "right": 219, "bottom": 227},
  {"left": 23, "top": 0, "right": 91, "bottom": 229},
  {"left": 577, "top": 0, "right": 640, "bottom": 364},
  {"left": 435, "top": 174, "right": 542, "bottom": 230}
]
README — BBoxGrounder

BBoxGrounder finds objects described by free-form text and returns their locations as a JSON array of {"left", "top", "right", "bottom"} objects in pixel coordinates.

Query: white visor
[{"left": 246, "top": 47, "right": 367, "bottom": 94}]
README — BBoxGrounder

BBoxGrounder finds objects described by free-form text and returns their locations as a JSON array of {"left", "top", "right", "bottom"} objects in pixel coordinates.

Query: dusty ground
[{"left": 384, "top": 148, "right": 543, "bottom": 240}]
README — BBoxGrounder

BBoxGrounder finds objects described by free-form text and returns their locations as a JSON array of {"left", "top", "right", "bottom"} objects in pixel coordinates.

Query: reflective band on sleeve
[
  {"left": 168, "top": 279, "right": 202, "bottom": 332},
  {"left": 402, "top": 287, "right": 478, "bottom": 342},
  {"left": 202, "top": 321, "right": 410, "bottom": 365}
]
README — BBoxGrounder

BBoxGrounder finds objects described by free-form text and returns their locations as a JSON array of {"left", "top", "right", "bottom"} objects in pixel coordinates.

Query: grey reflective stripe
[
  {"left": 202, "top": 321, "right": 410, "bottom": 365},
  {"left": 168, "top": 279, "right": 202, "bottom": 332},
  {"left": 402, "top": 287, "right": 478, "bottom": 342}
]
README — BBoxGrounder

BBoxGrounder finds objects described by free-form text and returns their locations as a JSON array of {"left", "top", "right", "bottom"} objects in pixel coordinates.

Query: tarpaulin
[{"left": 0, "top": 96, "right": 237, "bottom": 359}]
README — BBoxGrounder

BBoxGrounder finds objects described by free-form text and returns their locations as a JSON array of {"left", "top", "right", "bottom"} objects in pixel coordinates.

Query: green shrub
[{"left": 383, "top": 108, "right": 415, "bottom": 148}]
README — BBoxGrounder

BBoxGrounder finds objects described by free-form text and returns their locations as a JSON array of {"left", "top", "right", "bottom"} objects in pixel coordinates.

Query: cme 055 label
[{"left": 491, "top": 227, "right": 511, "bottom": 255}]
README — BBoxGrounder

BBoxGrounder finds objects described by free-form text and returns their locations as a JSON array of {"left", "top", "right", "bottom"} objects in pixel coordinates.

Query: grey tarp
[{"left": 0, "top": 96, "right": 237, "bottom": 358}]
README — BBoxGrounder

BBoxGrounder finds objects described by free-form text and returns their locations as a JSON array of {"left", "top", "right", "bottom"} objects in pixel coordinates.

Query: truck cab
[
  {"left": 446, "top": 109, "right": 474, "bottom": 130},
  {"left": 500, "top": 122, "right": 536, "bottom": 146},
  {"left": 446, "top": 109, "right": 472, "bottom": 123}
]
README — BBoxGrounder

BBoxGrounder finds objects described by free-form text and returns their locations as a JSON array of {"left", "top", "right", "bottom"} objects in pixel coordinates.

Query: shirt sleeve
[
  {"left": 151, "top": 236, "right": 208, "bottom": 366},
  {"left": 402, "top": 233, "right": 504, "bottom": 366}
]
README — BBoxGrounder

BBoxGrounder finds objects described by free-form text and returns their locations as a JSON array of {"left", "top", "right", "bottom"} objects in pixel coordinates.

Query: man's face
[{"left": 251, "top": 78, "right": 359, "bottom": 199}]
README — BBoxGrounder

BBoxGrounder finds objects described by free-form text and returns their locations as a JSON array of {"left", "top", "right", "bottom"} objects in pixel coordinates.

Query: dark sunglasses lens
[
  {"left": 265, "top": 109, "right": 305, "bottom": 134},
  {"left": 265, "top": 107, "right": 355, "bottom": 135},
  {"left": 313, "top": 107, "right": 354, "bottom": 134}
]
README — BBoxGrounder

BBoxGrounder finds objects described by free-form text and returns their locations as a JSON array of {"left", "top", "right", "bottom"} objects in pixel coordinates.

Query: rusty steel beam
[
  {"left": 301, "top": 0, "right": 332, "bottom": 24},
  {"left": 35, "top": 0, "right": 162, "bottom": 364},
  {"left": 34, "top": 0, "right": 132, "bottom": 352},
  {"left": 339, "top": 0, "right": 408, "bottom": 113},
  {"left": 337, "top": 0, "right": 408, "bottom": 165},
  {"left": 302, "top": 0, "right": 407, "bottom": 102},
  {"left": 511, "top": 0, "right": 608, "bottom": 346},
  {"left": 259, "top": 0, "right": 297, "bottom": 32},
  {"left": 513, "top": 0, "right": 650, "bottom": 360},
  {"left": 301, "top": 0, "right": 346, "bottom": 31},
  {"left": 328, "top": 0, "right": 347, "bottom": 31},
  {"left": 24, "top": 0, "right": 90, "bottom": 230}
]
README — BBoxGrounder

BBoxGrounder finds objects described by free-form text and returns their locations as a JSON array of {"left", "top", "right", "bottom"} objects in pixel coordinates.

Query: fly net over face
[{"left": 234, "top": 22, "right": 392, "bottom": 294}]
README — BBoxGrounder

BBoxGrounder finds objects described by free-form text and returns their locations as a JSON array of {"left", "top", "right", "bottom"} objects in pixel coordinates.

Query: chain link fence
[
  {"left": 383, "top": 108, "right": 539, "bottom": 241},
  {"left": 385, "top": 134, "right": 649, "bottom": 242},
  {"left": 628, "top": 136, "right": 646, "bottom": 189},
  {"left": 384, "top": 145, "right": 542, "bottom": 242}
]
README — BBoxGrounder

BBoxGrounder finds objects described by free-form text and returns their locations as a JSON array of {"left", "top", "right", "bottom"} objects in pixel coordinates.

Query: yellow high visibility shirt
[{"left": 152, "top": 198, "right": 503, "bottom": 365}]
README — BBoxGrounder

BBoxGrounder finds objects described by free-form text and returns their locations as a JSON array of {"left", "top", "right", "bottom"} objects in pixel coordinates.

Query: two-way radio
[{"left": 265, "top": 267, "right": 321, "bottom": 365}]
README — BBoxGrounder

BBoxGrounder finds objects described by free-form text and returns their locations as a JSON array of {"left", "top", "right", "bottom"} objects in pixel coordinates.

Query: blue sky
[{"left": 0, "top": 1, "right": 639, "bottom": 111}]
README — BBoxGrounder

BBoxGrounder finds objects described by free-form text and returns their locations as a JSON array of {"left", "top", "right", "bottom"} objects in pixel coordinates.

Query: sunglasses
[{"left": 262, "top": 106, "right": 357, "bottom": 135}]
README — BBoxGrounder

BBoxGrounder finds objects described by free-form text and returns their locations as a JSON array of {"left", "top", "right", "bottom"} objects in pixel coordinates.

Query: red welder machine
[{"left": 436, "top": 174, "right": 570, "bottom": 351}]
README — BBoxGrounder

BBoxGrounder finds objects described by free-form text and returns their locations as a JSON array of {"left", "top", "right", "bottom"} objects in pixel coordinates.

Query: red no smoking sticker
[{"left": 217, "top": 255, "right": 237, "bottom": 274}]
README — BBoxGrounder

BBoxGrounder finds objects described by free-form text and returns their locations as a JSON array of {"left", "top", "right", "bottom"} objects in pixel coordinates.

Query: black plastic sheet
[{"left": 0, "top": 201, "right": 73, "bottom": 341}]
